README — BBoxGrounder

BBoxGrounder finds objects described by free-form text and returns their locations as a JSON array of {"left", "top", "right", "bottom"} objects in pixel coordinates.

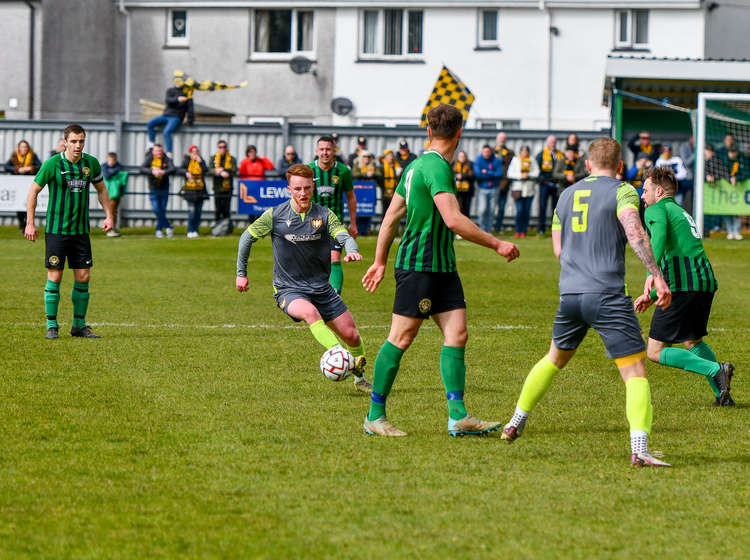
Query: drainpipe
[
  {"left": 118, "top": 0, "right": 131, "bottom": 121},
  {"left": 24, "top": 1, "right": 35, "bottom": 118}
]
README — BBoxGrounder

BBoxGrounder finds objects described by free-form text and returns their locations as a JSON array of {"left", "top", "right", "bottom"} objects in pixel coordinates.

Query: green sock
[
  {"left": 517, "top": 356, "right": 560, "bottom": 412},
  {"left": 44, "top": 280, "right": 60, "bottom": 329},
  {"left": 346, "top": 342, "right": 364, "bottom": 358},
  {"left": 440, "top": 346, "right": 468, "bottom": 421},
  {"left": 71, "top": 281, "right": 89, "bottom": 329},
  {"left": 309, "top": 320, "right": 339, "bottom": 350},
  {"left": 689, "top": 342, "right": 721, "bottom": 398},
  {"left": 659, "top": 347, "right": 720, "bottom": 378},
  {"left": 625, "top": 377, "right": 652, "bottom": 434},
  {"left": 368, "top": 340, "right": 404, "bottom": 421},
  {"left": 330, "top": 261, "right": 343, "bottom": 294}
]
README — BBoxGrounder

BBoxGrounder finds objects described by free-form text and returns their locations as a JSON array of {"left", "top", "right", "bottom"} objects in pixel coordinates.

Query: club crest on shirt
[
  {"left": 418, "top": 298, "right": 432, "bottom": 314},
  {"left": 331, "top": 175, "right": 339, "bottom": 186},
  {"left": 82, "top": 167, "right": 90, "bottom": 177},
  {"left": 311, "top": 218, "right": 322, "bottom": 230},
  {"left": 49, "top": 255, "right": 59, "bottom": 266}
]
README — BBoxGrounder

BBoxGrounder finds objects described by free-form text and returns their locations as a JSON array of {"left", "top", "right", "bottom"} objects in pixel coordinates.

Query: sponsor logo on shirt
[
  {"left": 317, "top": 186, "right": 335, "bottom": 197},
  {"left": 284, "top": 233, "right": 322, "bottom": 243}
]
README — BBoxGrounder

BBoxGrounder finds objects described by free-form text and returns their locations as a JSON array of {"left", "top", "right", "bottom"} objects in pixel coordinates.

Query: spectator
[
  {"left": 277, "top": 145, "right": 301, "bottom": 175},
  {"left": 5, "top": 139, "right": 41, "bottom": 233},
  {"left": 626, "top": 151, "right": 653, "bottom": 194},
  {"left": 655, "top": 144, "right": 689, "bottom": 207},
  {"left": 380, "top": 149, "right": 401, "bottom": 216},
  {"left": 553, "top": 144, "right": 587, "bottom": 192},
  {"left": 493, "top": 131, "right": 515, "bottom": 232},
  {"left": 146, "top": 81, "right": 194, "bottom": 158},
  {"left": 715, "top": 134, "right": 736, "bottom": 163},
  {"left": 396, "top": 140, "right": 417, "bottom": 170},
  {"left": 330, "top": 132, "right": 346, "bottom": 164},
  {"left": 627, "top": 131, "right": 659, "bottom": 163},
  {"left": 181, "top": 145, "right": 209, "bottom": 238},
  {"left": 48, "top": 138, "right": 66, "bottom": 159},
  {"left": 238, "top": 145, "right": 274, "bottom": 180},
  {"left": 566, "top": 133, "right": 582, "bottom": 156},
  {"left": 352, "top": 151, "right": 382, "bottom": 235},
  {"left": 140, "top": 144, "right": 176, "bottom": 238},
  {"left": 473, "top": 144, "right": 504, "bottom": 233},
  {"left": 101, "top": 152, "right": 128, "bottom": 237},
  {"left": 678, "top": 136, "right": 695, "bottom": 215},
  {"left": 210, "top": 139, "right": 237, "bottom": 227},
  {"left": 453, "top": 150, "right": 474, "bottom": 218},
  {"left": 507, "top": 145, "right": 540, "bottom": 238},
  {"left": 724, "top": 145, "right": 749, "bottom": 240},
  {"left": 535, "top": 135, "right": 563, "bottom": 235},
  {"left": 703, "top": 144, "right": 726, "bottom": 235},
  {"left": 347, "top": 136, "right": 368, "bottom": 168}
]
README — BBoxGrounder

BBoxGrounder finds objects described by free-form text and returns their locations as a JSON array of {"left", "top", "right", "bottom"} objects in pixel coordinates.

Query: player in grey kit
[{"left": 236, "top": 163, "right": 372, "bottom": 392}]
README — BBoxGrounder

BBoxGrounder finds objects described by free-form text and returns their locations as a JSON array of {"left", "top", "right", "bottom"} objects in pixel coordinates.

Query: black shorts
[
  {"left": 274, "top": 284, "right": 348, "bottom": 323},
  {"left": 45, "top": 233, "right": 93, "bottom": 270},
  {"left": 393, "top": 269, "right": 466, "bottom": 319},
  {"left": 553, "top": 292, "right": 645, "bottom": 359},
  {"left": 649, "top": 291, "right": 714, "bottom": 344}
]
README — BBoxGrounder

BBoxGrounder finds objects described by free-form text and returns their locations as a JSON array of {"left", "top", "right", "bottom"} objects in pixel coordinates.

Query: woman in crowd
[
  {"left": 507, "top": 145, "right": 539, "bottom": 238},
  {"left": 5, "top": 139, "right": 41, "bottom": 232},
  {"left": 453, "top": 150, "right": 474, "bottom": 218}
]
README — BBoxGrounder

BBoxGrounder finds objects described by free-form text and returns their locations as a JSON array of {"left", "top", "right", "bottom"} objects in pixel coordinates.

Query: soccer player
[
  {"left": 361, "top": 104, "right": 520, "bottom": 437},
  {"left": 25, "top": 123, "right": 115, "bottom": 339},
  {"left": 500, "top": 138, "right": 674, "bottom": 467},
  {"left": 235, "top": 164, "right": 372, "bottom": 392},
  {"left": 634, "top": 166, "right": 734, "bottom": 406},
  {"left": 309, "top": 136, "right": 357, "bottom": 295}
]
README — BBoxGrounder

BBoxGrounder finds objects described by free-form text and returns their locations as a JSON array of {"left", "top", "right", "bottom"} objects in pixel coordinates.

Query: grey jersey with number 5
[{"left": 552, "top": 175, "right": 640, "bottom": 295}]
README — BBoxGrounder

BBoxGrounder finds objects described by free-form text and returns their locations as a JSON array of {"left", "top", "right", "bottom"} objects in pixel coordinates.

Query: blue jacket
[{"left": 473, "top": 154, "right": 504, "bottom": 189}]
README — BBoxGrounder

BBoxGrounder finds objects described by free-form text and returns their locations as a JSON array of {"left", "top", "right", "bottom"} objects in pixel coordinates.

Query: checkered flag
[
  {"left": 173, "top": 70, "right": 248, "bottom": 98},
  {"left": 420, "top": 66, "right": 475, "bottom": 127}
]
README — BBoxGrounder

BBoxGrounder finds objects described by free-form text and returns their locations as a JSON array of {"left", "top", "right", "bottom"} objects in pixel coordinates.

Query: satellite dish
[
  {"left": 289, "top": 56, "right": 314, "bottom": 75},
  {"left": 331, "top": 97, "right": 354, "bottom": 116}
]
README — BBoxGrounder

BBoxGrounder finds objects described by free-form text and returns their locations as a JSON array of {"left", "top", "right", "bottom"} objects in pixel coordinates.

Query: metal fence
[{"left": 0, "top": 119, "right": 605, "bottom": 228}]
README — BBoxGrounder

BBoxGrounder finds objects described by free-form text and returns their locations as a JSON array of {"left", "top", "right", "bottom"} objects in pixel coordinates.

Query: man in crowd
[
  {"left": 535, "top": 135, "right": 563, "bottom": 236},
  {"left": 473, "top": 144, "right": 504, "bottom": 233},
  {"left": 493, "top": 132, "right": 515, "bottom": 232},
  {"left": 634, "top": 166, "right": 734, "bottom": 406},
  {"left": 347, "top": 136, "right": 368, "bottom": 168},
  {"left": 626, "top": 151, "right": 653, "bottom": 194},
  {"left": 396, "top": 140, "right": 417, "bottom": 170},
  {"left": 361, "top": 104, "right": 519, "bottom": 437},
  {"left": 553, "top": 144, "right": 587, "bottom": 192},
  {"left": 501, "top": 137, "right": 673, "bottom": 467},
  {"left": 25, "top": 124, "right": 115, "bottom": 339},
  {"left": 141, "top": 144, "right": 176, "bottom": 238},
  {"left": 654, "top": 144, "right": 689, "bottom": 207},
  {"left": 210, "top": 139, "right": 237, "bottom": 230},
  {"left": 146, "top": 80, "right": 194, "bottom": 159},
  {"left": 277, "top": 145, "right": 301, "bottom": 175},
  {"left": 628, "top": 131, "right": 660, "bottom": 164}
]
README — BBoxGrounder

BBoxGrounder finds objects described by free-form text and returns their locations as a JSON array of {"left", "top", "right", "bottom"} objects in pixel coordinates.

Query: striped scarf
[
  {"left": 214, "top": 152, "right": 233, "bottom": 189},
  {"left": 453, "top": 160, "right": 471, "bottom": 193},
  {"left": 186, "top": 157, "right": 205, "bottom": 190},
  {"left": 541, "top": 146, "right": 562, "bottom": 172},
  {"left": 13, "top": 149, "right": 34, "bottom": 172},
  {"left": 382, "top": 160, "right": 400, "bottom": 198},
  {"left": 520, "top": 156, "right": 531, "bottom": 174}
]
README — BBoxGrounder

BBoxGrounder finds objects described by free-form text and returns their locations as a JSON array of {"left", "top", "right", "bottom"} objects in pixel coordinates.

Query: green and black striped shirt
[
  {"left": 34, "top": 152, "right": 103, "bottom": 235},
  {"left": 309, "top": 160, "right": 353, "bottom": 221}
]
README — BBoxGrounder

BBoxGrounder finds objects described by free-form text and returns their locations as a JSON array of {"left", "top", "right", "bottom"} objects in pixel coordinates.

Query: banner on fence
[
  {"left": 0, "top": 175, "right": 48, "bottom": 212},
  {"left": 704, "top": 179, "right": 750, "bottom": 215},
  {"left": 237, "top": 179, "right": 377, "bottom": 216}
]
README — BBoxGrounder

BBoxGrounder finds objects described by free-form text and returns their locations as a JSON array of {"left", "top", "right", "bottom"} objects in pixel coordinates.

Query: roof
[
  {"left": 606, "top": 55, "right": 750, "bottom": 82},
  {"left": 122, "top": 0, "right": 701, "bottom": 8}
]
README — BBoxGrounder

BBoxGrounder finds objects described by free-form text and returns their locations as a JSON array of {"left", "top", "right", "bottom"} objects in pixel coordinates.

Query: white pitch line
[{"left": 1, "top": 321, "right": 534, "bottom": 330}]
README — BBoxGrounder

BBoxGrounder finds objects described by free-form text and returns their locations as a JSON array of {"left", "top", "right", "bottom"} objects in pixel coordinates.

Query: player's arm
[
  {"left": 551, "top": 209, "right": 562, "bottom": 259},
  {"left": 362, "top": 192, "right": 406, "bottom": 293},
  {"left": 328, "top": 211, "right": 361, "bottom": 262},
  {"left": 92, "top": 180, "right": 114, "bottom": 231},
  {"left": 617, "top": 184, "right": 671, "bottom": 309},
  {"left": 24, "top": 181, "right": 44, "bottom": 241},
  {"left": 235, "top": 208, "right": 273, "bottom": 292},
  {"left": 433, "top": 192, "right": 519, "bottom": 261}
]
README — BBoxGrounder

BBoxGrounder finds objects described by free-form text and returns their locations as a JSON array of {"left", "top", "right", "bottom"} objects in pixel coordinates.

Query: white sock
[
  {"left": 630, "top": 430, "right": 649, "bottom": 455},
  {"left": 510, "top": 406, "right": 529, "bottom": 430}
]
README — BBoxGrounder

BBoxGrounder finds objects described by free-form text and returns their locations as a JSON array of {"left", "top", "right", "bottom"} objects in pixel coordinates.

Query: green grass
[{"left": 1, "top": 226, "right": 749, "bottom": 558}]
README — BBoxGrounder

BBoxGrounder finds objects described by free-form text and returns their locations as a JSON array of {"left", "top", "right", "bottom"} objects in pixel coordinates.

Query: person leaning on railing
[
  {"left": 140, "top": 144, "right": 176, "bottom": 238},
  {"left": 5, "top": 139, "right": 42, "bottom": 233}
]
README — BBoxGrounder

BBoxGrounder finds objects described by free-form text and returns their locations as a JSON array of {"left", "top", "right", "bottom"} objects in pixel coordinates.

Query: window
[
  {"left": 615, "top": 10, "right": 648, "bottom": 49},
  {"left": 477, "top": 9, "right": 499, "bottom": 48},
  {"left": 166, "top": 9, "right": 188, "bottom": 47},
  {"left": 251, "top": 9, "right": 314, "bottom": 59},
  {"left": 360, "top": 9, "right": 423, "bottom": 59}
]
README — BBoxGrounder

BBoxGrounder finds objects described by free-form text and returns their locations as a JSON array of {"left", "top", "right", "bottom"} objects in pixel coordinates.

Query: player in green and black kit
[
  {"left": 25, "top": 124, "right": 115, "bottom": 339},
  {"left": 361, "top": 104, "right": 520, "bottom": 437},
  {"left": 309, "top": 136, "right": 357, "bottom": 294},
  {"left": 634, "top": 166, "right": 734, "bottom": 406}
]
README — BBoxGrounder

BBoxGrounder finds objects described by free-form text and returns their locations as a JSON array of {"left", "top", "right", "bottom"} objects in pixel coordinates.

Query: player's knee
[
  {"left": 646, "top": 346, "right": 661, "bottom": 363},
  {"left": 75, "top": 269, "right": 91, "bottom": 283},
  {"left": 340, "top": 328, "right": 360, "bottom": 347}
]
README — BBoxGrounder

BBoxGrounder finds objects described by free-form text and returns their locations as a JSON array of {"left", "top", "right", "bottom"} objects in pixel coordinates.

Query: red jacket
[{"left": 238, "top": 156, "right": 274, "bottom": 180}]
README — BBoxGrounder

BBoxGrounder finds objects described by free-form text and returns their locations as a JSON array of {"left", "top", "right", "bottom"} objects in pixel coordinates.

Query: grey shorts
[
  {"left": 553, "top": 292, "right": 645, "bottom": 359},
  {"left": 273, "top": 284, "right": 348, "bottom": 323}
]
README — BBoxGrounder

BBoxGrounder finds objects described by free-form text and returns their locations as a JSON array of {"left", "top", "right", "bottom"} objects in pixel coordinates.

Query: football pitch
[{"left": 1, "top": 226, "right": 749, "bottom": 558}]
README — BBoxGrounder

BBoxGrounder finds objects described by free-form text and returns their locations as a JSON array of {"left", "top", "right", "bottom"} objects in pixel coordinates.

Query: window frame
[
  {"left": 358, "top": 8, "right": 424, "bottom": 60},
  {"left": 614, "top": 9, "right": 649, "bottom": 50},
  {"left": 477, "top": 8, "right": 499, "bottom": 49},
  {"left": 165, "top": 8, "right": 189, "bottom": 48},
  {"left": 248, "top": 8, "right": 316, "bottom": 62}
]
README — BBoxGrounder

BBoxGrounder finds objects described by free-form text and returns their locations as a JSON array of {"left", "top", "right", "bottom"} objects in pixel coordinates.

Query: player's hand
[
  {"left": 633, "top": 294, "right": 653, "bottom": 313},
  {"left": 643, "top": 275, "right": 655, "bottom": 296},
  {"left": 653, "top": 275, "right": 672, "bottom": 310},
  {"left": 344, "top": 252, "right": 363, "bottom": 262},
  {"left": 24, "top": 223, "right": 37, "bottom": 242},
  {"left": 102, "top": 217, "right": 114, "bottom": 232},
  {"left": 496, "top": 240, "right": 520, "bottom": 262},
  {"left": 362, "top": 263, "right": 385, "bottom": 293},
  {"left": 236, "top": 276, "right": 249, "bottom": 292},
  {"left": 349, "top": 223, "right": 358, "bottom": 239}
]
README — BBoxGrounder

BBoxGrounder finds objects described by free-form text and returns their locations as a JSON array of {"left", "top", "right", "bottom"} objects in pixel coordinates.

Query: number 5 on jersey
[{"left": 571, "top": 189, "right": 591, "bottom": 232}]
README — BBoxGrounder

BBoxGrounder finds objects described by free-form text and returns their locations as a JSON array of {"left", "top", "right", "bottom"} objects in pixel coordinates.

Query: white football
[{"left": 320, "top": 346, "right": 354, "bottom": 381}]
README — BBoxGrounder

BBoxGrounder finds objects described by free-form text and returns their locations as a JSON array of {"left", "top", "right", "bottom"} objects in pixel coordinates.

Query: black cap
[
  {"left": 357, "top": 136, "right": 367, "bottom": 145},
  {"left": 399, "top": 140, "right": 409, "bottom": 150}
]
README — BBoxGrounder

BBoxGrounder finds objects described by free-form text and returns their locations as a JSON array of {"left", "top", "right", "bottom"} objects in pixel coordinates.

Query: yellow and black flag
[
  {"left": 420, "top": 66, "right": 475, "bottom": 127},
  {"left": 173, "top": 70, "right": 248, "bottom": 98}
]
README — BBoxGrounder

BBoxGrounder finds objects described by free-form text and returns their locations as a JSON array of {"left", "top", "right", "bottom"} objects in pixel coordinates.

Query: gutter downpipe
[
  {"left": 24, "top": 1, "right": 35, "bottom": 119},
  {"left": 118, "top": 0, "right": 131, "bottom": 122}
]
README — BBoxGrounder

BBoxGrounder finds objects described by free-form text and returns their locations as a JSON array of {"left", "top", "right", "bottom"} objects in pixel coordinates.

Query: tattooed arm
[{"left": 618, "top": 207, "right": 671, "bottom": 309}]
